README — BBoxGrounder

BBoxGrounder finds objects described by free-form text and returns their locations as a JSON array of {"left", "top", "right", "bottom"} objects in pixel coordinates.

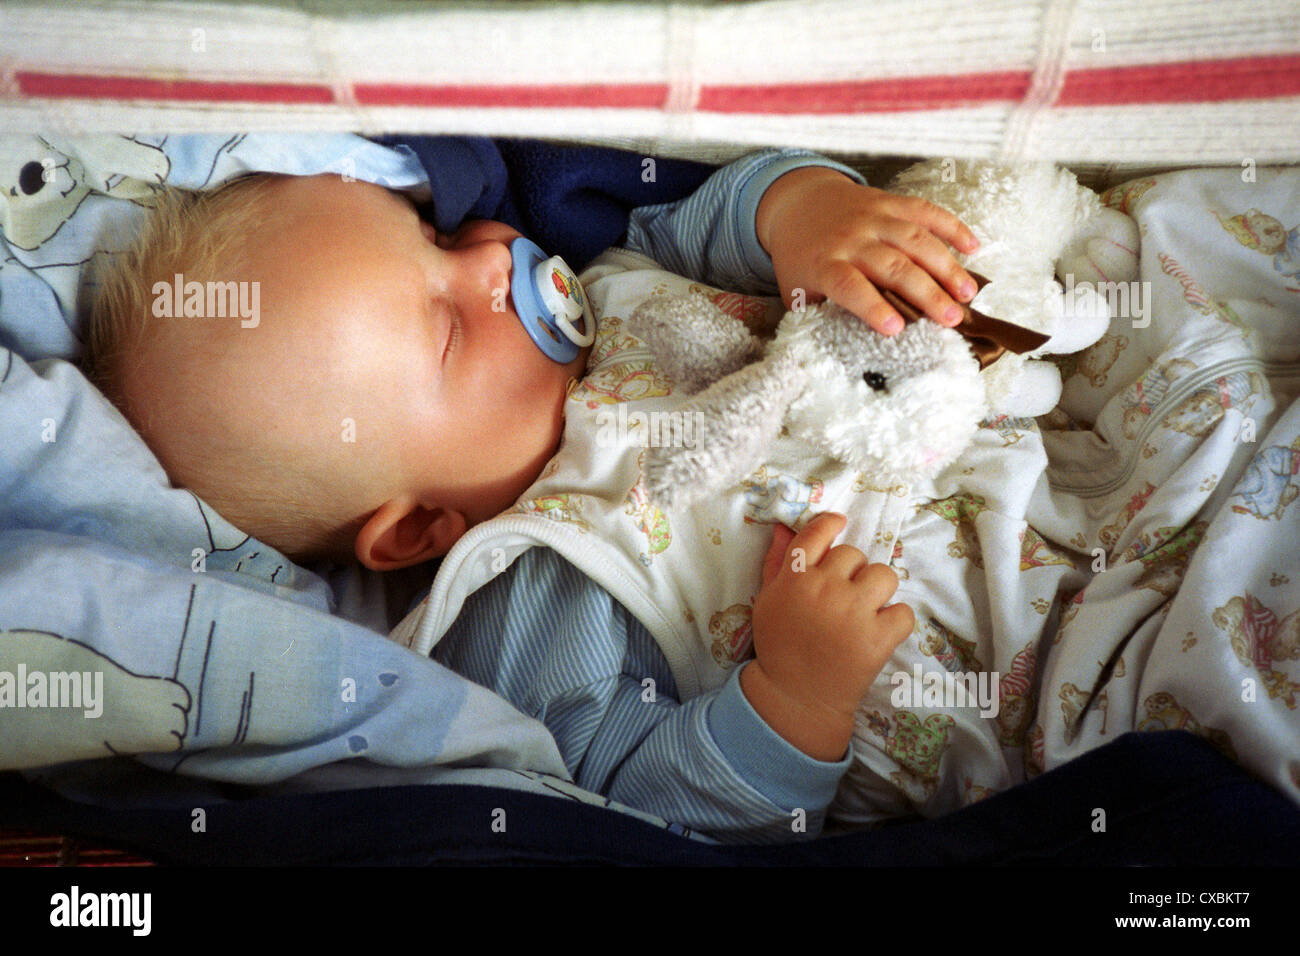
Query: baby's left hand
[{"left": 756, "top": 165, "right": 981, "bottom": 336}]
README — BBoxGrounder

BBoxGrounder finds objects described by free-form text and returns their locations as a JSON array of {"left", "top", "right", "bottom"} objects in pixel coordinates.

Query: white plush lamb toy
[
  {"left": 625, "top": 158, "right": 1138, "bottom": 511},
  {"left": 890, "top": 158, "right": 1136, "bottom": 415}
]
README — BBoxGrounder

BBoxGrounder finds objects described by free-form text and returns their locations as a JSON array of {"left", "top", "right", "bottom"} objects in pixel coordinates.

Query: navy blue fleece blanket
[{"left": 370, "top": 135, "right": 717, "bottom": 269}]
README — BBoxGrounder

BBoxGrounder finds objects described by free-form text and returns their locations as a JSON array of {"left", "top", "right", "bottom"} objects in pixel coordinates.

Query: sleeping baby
[{"left": 83, "top": 151, "right": 985, "bottom": 843}]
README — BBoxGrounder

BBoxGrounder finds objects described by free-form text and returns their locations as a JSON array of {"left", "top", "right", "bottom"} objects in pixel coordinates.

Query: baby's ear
[{"left": 354, "top": 497, "right": 467, "bottom": 571}]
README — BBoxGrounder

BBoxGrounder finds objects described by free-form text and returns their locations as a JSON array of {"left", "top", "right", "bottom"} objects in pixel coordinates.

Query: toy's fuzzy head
[
  {"left": 888, "top": 158, "right": 1117, "bottom": 417},
  {"left": 772, "top": 302, "right": 988, "bottom": 482},
  {"left": 890, "top": 159, "right": 1102, "bottom": 292},
  {"left": 623, "top": 291, "right": 995, "bottom": 510}
]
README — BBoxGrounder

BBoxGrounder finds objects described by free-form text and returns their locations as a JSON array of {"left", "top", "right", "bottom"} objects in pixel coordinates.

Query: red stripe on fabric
[
  {"left": 700, "top": 71, "right": 1031, "bottom": 113},
  {"left": 15, "top": 54, "right": 1300, "bottom": 112},
  {"left": 1058, "top": 53, "right": 1300, "bottom": 105},
  {"left": 354, "top": 82, "right": 667, "bottom": 108},
  {"left": 16, "top": 72, "right": 335, "bottom": 104}
]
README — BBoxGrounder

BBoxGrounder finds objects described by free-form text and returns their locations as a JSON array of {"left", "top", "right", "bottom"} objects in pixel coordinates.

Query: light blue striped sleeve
[
  {"left": 622, "top": 148, "right": 867, "bottom": 293},
  {"left": 432, "top": 546, "right": 848, "bottom": 844}
]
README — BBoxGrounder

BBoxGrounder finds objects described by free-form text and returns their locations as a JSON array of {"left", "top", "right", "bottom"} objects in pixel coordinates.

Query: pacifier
[{"left": 509, "top": 237, "right": 596, "bottom": 363}]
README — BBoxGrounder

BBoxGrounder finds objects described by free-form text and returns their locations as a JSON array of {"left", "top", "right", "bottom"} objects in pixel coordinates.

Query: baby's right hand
[{"left": 741, "top": 512, "right": 915, "bottom": 761}]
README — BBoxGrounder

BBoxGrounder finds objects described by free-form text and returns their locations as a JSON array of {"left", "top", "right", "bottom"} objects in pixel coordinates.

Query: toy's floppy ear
[
  {"left": 982, "top": 286, "right": 1111, "bottom": 418},
  {"left": 641, "top": 351, "right": 805, "bottom": 510},
  {"left": 1057, "top": 206, "right": 1140, "bottom": 285},
  {"left": 1039, "top": 280, "right": 1112, "bottom": 357},
  {"left": 627, "top": 293, "right": 763, "bottom": 395}
]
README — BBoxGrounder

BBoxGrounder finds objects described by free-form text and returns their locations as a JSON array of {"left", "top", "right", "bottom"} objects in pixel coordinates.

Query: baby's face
[{"left": 221, "top": 174, "right": 588, "bottom": 544}]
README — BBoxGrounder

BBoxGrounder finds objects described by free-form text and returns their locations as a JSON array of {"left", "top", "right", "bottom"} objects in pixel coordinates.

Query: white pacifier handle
[{"left": 534, "top": 256, "right": 596, "bottom": 347}]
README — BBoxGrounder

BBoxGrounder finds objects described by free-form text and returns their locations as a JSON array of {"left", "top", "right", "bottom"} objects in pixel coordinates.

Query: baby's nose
[
  {"left": 446, "top": 236, "right": 513, "bottom": 301},
  {"left": 447, "top": 219, "right": 521, "bottom": 249}
]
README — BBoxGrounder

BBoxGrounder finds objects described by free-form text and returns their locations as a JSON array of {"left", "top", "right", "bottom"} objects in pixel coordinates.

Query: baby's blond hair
[
  {"left": 84, "top": 175, "right": 268, "bottom": 404},
  {"left": 84, "top": 174, "right": 364, "bottom": 563}
]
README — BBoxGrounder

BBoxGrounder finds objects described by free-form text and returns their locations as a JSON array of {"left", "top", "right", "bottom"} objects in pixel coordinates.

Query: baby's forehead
[
  {"left": 268, "top": 172, "right": 412, "bottom": 219},
  {"left": 116, "top": 174, "right": 402, "bottom": 420},
  {"left": 243, "top": 175, "right": 418, "bottom": 279},
  {"left": 178, "top": 173, "right": 428, "bottom": 375}
]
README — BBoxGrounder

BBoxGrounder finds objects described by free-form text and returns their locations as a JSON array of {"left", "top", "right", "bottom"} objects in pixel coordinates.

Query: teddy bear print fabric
[{"left": 1025, "top": 167, "right": 1300, "bottom": 808}]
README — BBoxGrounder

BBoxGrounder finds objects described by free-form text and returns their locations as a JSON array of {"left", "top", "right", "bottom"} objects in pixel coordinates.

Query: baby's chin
[
  {"left": 554, "top": 345, "right": 591, "bottom": 426},
  {"left": 509, "top": 348, "right": 587, "bottom": 494},
  {"left": 522, "top": 337, "right": 588, "bottom": 414},
  {"left": 541, "top": 351, "right": 584, "bottom": 457}
]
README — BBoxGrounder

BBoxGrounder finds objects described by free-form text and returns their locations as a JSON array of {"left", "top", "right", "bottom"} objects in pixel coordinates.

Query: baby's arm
[
  {"left": 585, "top": 643, "right": 852, "bottom": 843},
  {"left": 623, "top": 149, "right": 981, "bottom": 336},
  {"left": 622, "top": 148, "right": 866, "bottom": 295},
  {"left": 742, "top": 513, "right": 914, "bottom": 761},
  {"left": 589, "top": 513, "right": 915, "bottom": 835},
  {"left": 434, "top": 548, "right": 847, "bottom": 843}
]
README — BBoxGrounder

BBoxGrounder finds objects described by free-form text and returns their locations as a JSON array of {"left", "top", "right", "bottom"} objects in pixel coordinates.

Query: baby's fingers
[
  {"left": 817, "top": 260, "right": 905, "bottom": 335},
  {"left": 876, "top": 601, "right": 916, "bottom": 647},
  {"left": 761, "top": 524, "right": 798, "bottom": 586},
  {"left": 787, "top": 512, "right": 848, "bottom": 570},
  {"left": 894, "top": 194, "right": 980, "bottom": 256},
  {"left": 880, "top": 220, "right": 980, "bottom": 325},
  {"left": 850, "top": 562, "right": 902, "bottom": 610}
]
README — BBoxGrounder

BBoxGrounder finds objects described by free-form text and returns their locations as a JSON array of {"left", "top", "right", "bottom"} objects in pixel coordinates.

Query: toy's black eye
[
  {"left": 19, "top": 162, "right": 46, "bottom": 195},
  {"left": 863, "top": 371, "right": 887, "bottom": 391}
]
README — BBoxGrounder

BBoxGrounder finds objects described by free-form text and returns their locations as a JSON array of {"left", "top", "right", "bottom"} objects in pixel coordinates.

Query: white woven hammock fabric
[{"left": 1, "top": 0, "right": 1298, "bottom": 170}]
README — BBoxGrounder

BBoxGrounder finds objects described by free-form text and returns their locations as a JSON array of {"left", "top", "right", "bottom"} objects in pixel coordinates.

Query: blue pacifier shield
[{"left": 509, "top": 237, "right": 595, "bottom": 363}]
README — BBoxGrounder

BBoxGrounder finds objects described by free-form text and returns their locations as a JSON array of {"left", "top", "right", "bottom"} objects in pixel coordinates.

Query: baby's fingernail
[
  {"left": 959, "top": 280, "right": 977, "bottom": 299},
  {"left": 882, "top": 314, "right": 903, "bottom": 334},
  {"left": 945, "top": 305, "right": 964, "bottom": 324}
]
